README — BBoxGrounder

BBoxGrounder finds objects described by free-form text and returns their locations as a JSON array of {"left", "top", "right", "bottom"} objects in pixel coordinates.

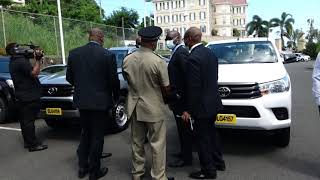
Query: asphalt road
[{"left": 0, "top": 61, "right": 320, "bottom": 180}]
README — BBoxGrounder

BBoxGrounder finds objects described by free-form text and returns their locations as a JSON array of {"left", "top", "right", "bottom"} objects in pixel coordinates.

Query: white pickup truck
[{"left": 207, "top": 38, "right": 292, "bottom": 147}]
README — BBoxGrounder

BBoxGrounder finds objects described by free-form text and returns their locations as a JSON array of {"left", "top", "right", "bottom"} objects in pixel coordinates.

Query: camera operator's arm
[
  {"left": 30, "top": 60, "right": 41, "bottom": 78},
  {"left": 30, "top": 49, "right": 43, "bottom": 78}
]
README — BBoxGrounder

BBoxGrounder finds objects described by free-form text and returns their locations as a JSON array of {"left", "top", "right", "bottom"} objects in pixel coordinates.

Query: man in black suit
[
  {"left": 66, "top": 28, "right": 120, "bottom": 180},
  {"left": 182, "top": 27, "right": 225, "bottom": 179},
  {"left": 165, "top": 31, "right": 193, "bottom": 168}
]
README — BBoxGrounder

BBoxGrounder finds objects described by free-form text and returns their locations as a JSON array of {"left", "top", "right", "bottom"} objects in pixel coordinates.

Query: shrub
[
  {"left": 211, "top": 29, "right": 218, "bottom": 36},
  {"left": 233, "top": 28, "right": 240, "bottom": 37},
  {"left": 0, "top": 48, "right": 6, "bottom": 56},
  {"left": 201, "top": 40, "right": 208, "bottom": 46},
  {"left": 303, "top": 42, "right": 318, "bottom": 59}
]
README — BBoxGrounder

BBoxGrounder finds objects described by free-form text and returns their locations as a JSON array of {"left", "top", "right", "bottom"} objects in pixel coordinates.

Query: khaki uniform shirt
[{"left": 123, "top": 47, "right": 170, "bottom": 122}]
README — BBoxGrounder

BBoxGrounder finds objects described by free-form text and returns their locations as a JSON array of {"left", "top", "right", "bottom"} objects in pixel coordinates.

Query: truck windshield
[{"left": 207, "top": 41, "right": 278, "bottom": 64}]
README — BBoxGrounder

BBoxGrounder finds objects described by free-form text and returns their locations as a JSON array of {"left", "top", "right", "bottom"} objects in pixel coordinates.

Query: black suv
[{"left": 0, "top": 56, "right": 16, "bottom": 123}]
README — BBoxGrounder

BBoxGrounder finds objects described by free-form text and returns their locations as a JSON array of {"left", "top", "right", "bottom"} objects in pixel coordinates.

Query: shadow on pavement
[{"left": 219, "top": 129, "right": 278, "bottom": 156}]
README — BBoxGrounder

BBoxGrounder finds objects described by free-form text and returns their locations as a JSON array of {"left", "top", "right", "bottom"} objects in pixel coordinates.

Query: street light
[{"left": 144, "top": 0, "right": 152, "bottom": 27}]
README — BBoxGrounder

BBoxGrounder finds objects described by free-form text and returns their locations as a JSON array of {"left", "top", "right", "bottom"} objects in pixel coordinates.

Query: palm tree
[
  {"left": 246, "top": 15, "right": 269, "bottom": 37},
  {"left": 270, "top": 12, "right": 295, "bottom": 49},
  {"left": 289, "top": 29, "right": 304, "bottom": 49}
]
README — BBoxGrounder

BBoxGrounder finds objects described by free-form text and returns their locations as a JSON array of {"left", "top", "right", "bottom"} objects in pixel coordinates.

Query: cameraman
[{"left": 6, "top": 43, "right": 48, "bottom": 152}]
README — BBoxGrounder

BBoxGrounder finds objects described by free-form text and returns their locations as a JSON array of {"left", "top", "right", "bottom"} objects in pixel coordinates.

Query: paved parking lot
[{"left": 1, "top": 61, "right": 320, "bottom": 180}]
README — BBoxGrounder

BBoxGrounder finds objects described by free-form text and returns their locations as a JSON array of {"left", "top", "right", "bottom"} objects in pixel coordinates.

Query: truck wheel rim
[{"left": 115, "top": 103, "right": 127, "bottom": 127}]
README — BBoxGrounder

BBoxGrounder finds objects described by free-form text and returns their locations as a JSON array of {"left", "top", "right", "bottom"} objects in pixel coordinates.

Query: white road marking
[{"left": 0, "top": 126, "right": 21, "bottom": 132}]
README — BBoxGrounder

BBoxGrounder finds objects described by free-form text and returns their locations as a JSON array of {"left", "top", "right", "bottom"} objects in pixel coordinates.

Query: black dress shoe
[
  {"left": 189, "top": 171, "right": 217, "bottom": 179},
  {"left": 216, "top": 164, "right": 226, "bottom": 171},
  {"left": 101, "top": 152, "right": 112, "bottom": 159},
  {"left": 167, "top": 177, "right": 175, "bottom": 180},
  {"left": 28, "top": 145, "right": 48, "bottom": 152},
  {"left": 171, "top": 152, "right": 182, "bottom": 159},
  {"left": 168, "top": 159, "right": 192, "bottom": 168},
  {"left": 89, "top": 167, "right": 108, "bottom": 180},
  {"left": 78, "top": 168, "right": 88, "bottom": 179}
]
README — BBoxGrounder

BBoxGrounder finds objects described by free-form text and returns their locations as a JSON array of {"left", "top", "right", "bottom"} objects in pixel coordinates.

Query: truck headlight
[
  {"left": 5, "top": 80, "right": 14, "bottom": 89},
  {"left": 259, "top": 75, "right": 290, "bottom": 95}
]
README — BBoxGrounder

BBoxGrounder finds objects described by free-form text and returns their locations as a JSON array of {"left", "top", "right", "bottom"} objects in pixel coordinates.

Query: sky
[{"left": 99, "top": 0, "right": 319, "bottom": 32}]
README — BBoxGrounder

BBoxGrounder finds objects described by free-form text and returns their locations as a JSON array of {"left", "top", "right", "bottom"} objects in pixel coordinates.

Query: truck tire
[
  {"left": 273, "top": 127, "right": 290, "bottom": 147},
  {"left": 111, "top": 97, "right": 129, "bottom": 133},
  {"left": 0, "top": 97, "right": 8, "bottom": 124}
]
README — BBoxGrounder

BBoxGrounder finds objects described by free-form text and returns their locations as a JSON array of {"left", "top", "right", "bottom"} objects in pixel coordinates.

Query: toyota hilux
[
  {"left": 39, "top": 47, "right": 138, "bottom": 132},
  {"left": 207, "top": 38, "right": 292, "bottom": 147}
]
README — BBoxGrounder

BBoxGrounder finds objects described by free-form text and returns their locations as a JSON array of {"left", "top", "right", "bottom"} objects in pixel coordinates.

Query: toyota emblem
[
  {"left": 219, "top": 87, "right": 231, "bottom": 98},
  {"left": 48, "top": 87, "right": 58, "bottom": 95}
]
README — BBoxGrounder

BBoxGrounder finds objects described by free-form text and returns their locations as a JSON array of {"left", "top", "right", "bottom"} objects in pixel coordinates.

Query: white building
[{"left": 153, "top": 0, "right": 248, "bottom": 48}]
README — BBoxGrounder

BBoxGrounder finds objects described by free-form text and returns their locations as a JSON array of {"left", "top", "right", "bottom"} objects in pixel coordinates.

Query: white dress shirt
[
  {"left": 312, "top": 52, "right": 320, "bottom": 105},
  {"left": 189, "top": 43, "right": 203, "bottom": 53},
  {"left": 170, "top": 43, "right": 184, "bottom": 60}
]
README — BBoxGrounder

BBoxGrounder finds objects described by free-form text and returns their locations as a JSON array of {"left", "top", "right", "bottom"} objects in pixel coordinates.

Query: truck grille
[
  {"left": 41, "top": 85, "right": 74, "bottom": 97},
  {"left": 218, "top": 83, "right": 261, "bottom": 99},
  {"left": 219, "top": 106, "right": 260, "bottom": 118}
]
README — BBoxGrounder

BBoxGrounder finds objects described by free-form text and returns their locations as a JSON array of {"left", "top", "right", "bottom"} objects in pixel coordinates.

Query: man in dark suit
[
  {"left": 66, "top": 28, "right": 120, "bottom": 180},
  {"left": 165, "top": 31, "right": 193, "bottom": 168},
  {"left": 182, "top": 27, "right": 225, "bottom": 179}
]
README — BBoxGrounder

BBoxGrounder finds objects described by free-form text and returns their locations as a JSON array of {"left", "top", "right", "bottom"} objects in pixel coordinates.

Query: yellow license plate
[
  {"left": 215, "top": 114, "right": 237, "bottom": 124},
  {"left": 46, "top": 108, "right": 62, "bottom": 116}
]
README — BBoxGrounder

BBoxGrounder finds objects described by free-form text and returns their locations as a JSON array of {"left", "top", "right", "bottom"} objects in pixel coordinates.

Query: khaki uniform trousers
[{"left": 131, "top": 110, "right": 167, "bottom": 180}]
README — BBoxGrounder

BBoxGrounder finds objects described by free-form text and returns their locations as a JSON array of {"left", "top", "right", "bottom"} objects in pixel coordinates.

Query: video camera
[{"left": 12, "top": 43, "right": 44, "bottom": 60}]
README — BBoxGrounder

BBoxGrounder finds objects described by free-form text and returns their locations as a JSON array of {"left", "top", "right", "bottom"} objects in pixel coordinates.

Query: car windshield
[
  {"left": 207, "top": 41, "right": 278, "bottom": 64},
  {"left": 41, "top": 66, "right": 66, "bottom": 75},
  {"left": 0, "top": 60, "right": 9, "bottom": 73},
  {"left": 109, "top": 50, "right": 128, "bottom": 68}
]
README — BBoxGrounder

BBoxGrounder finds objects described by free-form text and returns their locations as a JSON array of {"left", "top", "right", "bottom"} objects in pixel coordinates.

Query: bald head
[
  {"left": 184, "top": 27, "right": 202, "bottom": 44},
  {"left": 88, "top": 28, "right": 105, "bottom": 45}
]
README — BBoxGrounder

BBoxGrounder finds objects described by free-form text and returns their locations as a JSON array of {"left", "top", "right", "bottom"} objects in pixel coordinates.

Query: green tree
[
  {"left": 289, "top": 29, "right": 304, "bottom": 49},
  {"left": 269, "top": 12, "right": 295, "bottom": 49},
  {"left": 11, "top": 0, "right": 103, "bottom": 22},
  {"left": 303, "top": 42, "right": 318, "bottom": 59},
  {"left": 246, "top": 15, "right": 269, "bottom": 37},
  {"left": 0, "top": 0, "right": 13, "bottom": 7},
  {"left": 233, "top": 28, "right": 240, "bottom": 37},
  {"left": 306, "top": 18, "right": 316, "bottom": 43},
  {"left": 62, "top": 0, "right": 103, "bottom": 23},
  {"left": 105, "top": 7, "right": 139, "bottom": 28}
]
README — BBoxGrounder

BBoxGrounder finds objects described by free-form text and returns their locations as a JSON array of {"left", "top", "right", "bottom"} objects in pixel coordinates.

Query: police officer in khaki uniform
[{"left": 123, "top": 26, "right": 174, "bottom": 180}]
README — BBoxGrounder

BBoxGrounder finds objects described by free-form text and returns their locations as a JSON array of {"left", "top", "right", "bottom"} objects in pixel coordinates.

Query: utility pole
[
  {"left": 0, "top": 6, "right": 6, "bottom": 47},
  {"left": 99, "top": 0, "right": 102, "bottom": 19},
  {"left": 57, "top": 0, "right": 66, "bottom": 64},
  {"left": 122, "top": 17, "right": 125, "bottom": 43},
  {"left": 144, "top": 0, "right": 147, "bottom": 27}
]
